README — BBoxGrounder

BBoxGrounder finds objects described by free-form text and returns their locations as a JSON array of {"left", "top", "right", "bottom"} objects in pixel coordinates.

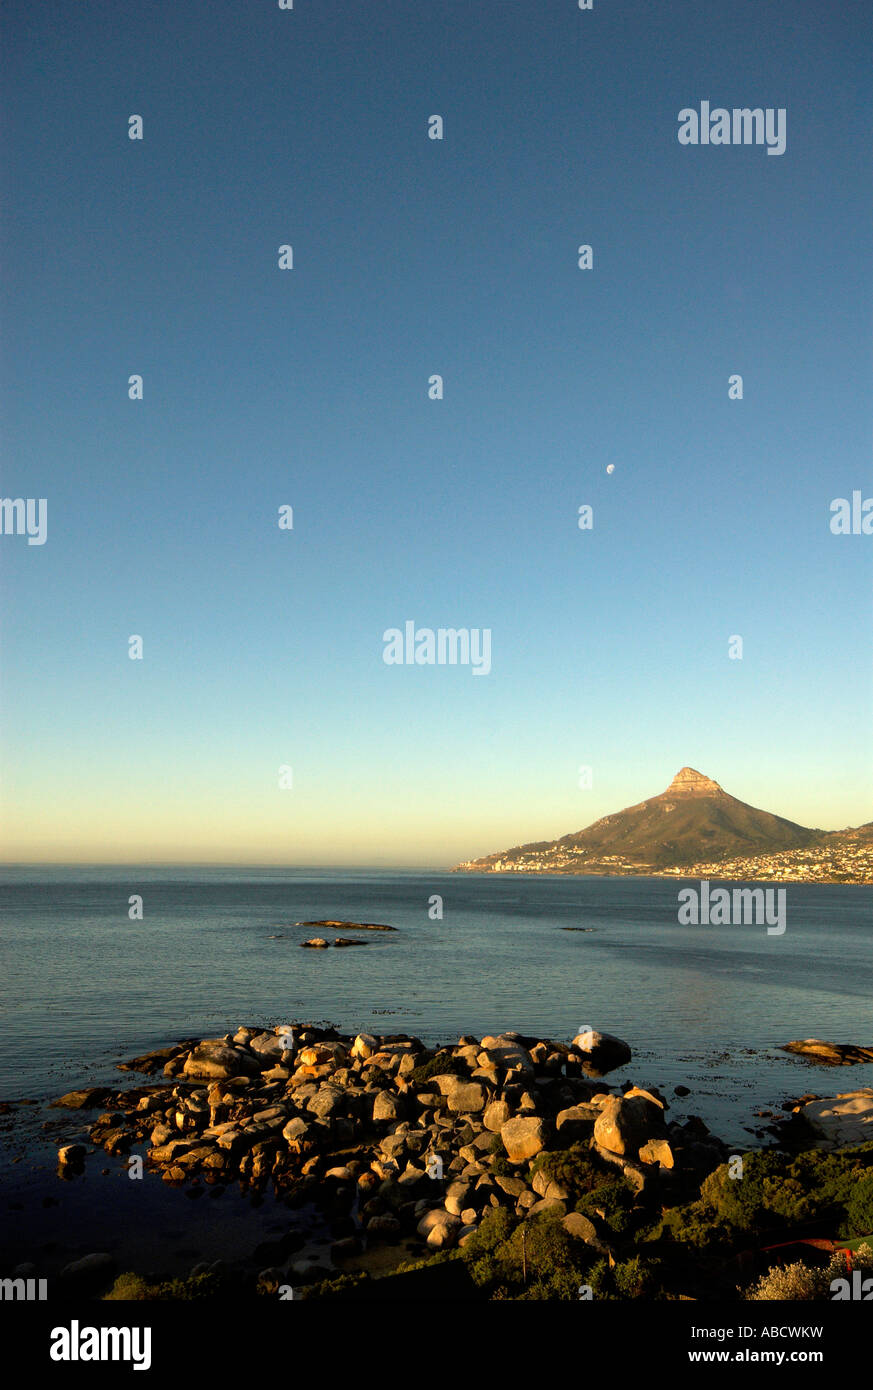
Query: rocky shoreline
[{"left": 28, "top": 1022, "right": 873, "bottom": 1300}]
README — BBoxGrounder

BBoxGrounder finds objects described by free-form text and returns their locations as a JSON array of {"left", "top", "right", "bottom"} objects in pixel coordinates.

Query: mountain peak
[
  {"left": 665, "top": 767, "right": 724, "bottom": 795},
  {"left": 454, "top": 765, "right": 819, "bottom": 874}
]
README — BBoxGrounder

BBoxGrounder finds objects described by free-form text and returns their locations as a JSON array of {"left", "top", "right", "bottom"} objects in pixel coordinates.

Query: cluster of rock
[
  {"left": 300, "top": 938, "right": 365, "bottom": 948},
  {"left": 287, "top": 920, "right": 398, "bottom": 948},
  {"left": 52, "top": 1024, "right": 728, "bottom": 1263}
]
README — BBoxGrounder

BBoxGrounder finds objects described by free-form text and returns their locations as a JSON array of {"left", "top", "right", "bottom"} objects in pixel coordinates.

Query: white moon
[{"left": 606, "top": 464, "right": 615, "bottom": 474}]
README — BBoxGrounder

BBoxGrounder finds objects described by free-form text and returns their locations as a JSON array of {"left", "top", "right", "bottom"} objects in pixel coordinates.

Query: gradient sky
[{"left": 1, "top": 0, "right": 871, "bottom": 866}]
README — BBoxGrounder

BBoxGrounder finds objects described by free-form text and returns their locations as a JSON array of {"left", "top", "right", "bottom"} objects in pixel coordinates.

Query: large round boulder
[
  {"left": 417, "top": 1209, "right": 461, "bottom": 1249},
  {"left": 571, "top": 1029, "right": 632, "bottom": 1075},
  {"left": 500, "top": 1116, "right": 547, "bottom": 1163},
  {"left": 593, "top": 1094, "right": 666, "bottom": 1158},
  {"left": 182, "top": 1041, "right": 260, "bottom": 1081}
]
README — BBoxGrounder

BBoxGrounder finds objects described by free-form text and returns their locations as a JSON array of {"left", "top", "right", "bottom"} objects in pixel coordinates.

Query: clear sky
[{"left": 1, "top": 0, "right": 870, "bottom": 866}]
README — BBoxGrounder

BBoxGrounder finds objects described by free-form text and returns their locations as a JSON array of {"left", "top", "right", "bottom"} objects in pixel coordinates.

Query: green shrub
[
  {"left": 410, "top": 1052, "right": 466, "bottom": 1085},
  {"left": 301, "top": 1271, "right": 370, "bottom": 1300},
  {"left": 462, "top": 1207, "right": 592, "bottom": 1300},
  {"left": 700, "top": 1147, "right": 873, "bottom": 1237},
  {"left": 844, "top": 1175, "right": 873, "bottom": 1237},
  {"left": 104, "top": 1271, "right": 227, "bottom": 1300},
  {"left": 580, "top": 1255, "right": 661, "bottom": 1300},
  {"left": 576, "top": 1178, "right": 637, "bottom": 1237},
  {"left": 586, "top": 1258, "right": 618, "bottom": 1300},
  {"left": 641, "top": 1198, "right": 734, "bottom": 1251},
  {"left": 530, "top": 1143, "right": 601, "bottom": 1196},
  {"left": 613, "top": 1254, "right": 659, "bottom": 1298}
]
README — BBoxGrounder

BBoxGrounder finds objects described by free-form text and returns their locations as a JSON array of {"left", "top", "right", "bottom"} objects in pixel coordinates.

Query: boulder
[
  {"left": 483, "top": 1099, "right": 512, "bottom": 1133},
  {"left": 562, "top": 1211, "right": 611, "bottom": 1253},
  {"left": 182, "top": 1041, "right": 260, "bottom": 1081},
  {"left": 531, "top": 1169, "right": 570, "bottom": 1201},
  {"left": 248, "top": 1032, "right": 285, "bottom": 1064},
  {"left": 379, "top": 1132, "right": 407, "bottom": 1160},
  {"left": 118, "top": 1044, "right": 196, "bottom": 1075},
  {"left": 372, "top": 1091, "right": 402, "bottom": 1123},
  {"left": 500, "top": 1116, "right": 547, "bottom": 1163},
  {"left": 555, "top": 1103, "right": 600, "bottom": 1139},
  {"left": 148, "top": 1138, "right": 196, "bottom": 1164},
  {"left": 57, "top": 1144, "right": 86, "bottom": 1165},
  {"left": 800, "top": 1090, "right": 873, "bottom": 1146},
  {"left": 494, "top": 1174, "right": 528, "bottom": 1198},
  {"left": 351, "top": 1034, "right": 378, "bottom": 1060},
  {"left": 639, "top": 1138, "right": 675, "bottom": 1169},
  {"left": 445, "top": 1081, "right": 488, "bottom": 1114},
  {"left": 571, "top": 1029, "right": 632, "bottom": 1075},
  {"left": 307, "top": 1085, "right": 347, "bottom": 1120},
  {"left": 593, "top": 1094, "right": 666, "bottom": 1158},
  {"left": 444, "top": 1180, "right": 472, "bottom": 1215},
  {"left": 623, "top": 1085, "right": 667, "bottom": 1110},
  {"left": 282, "top": 1117, "right": 309, "bottom": 1145},
  {"left": 417, "top": 1209, "right": 461, "bottom": 1249},
  {"left": 479, "top": 1034, "right": 535, "bottom": 1076},
  {"left": 50, "top": 1088, "right": 110, "bottom": 1110},
  {"left": 526, "top": 1197, "right": 566, "bottom": 1219}
]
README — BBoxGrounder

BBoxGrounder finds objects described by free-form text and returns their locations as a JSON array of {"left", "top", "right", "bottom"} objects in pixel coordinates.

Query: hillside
[{"left": 454, "top": 767, "right": 825, "bottom": 874}]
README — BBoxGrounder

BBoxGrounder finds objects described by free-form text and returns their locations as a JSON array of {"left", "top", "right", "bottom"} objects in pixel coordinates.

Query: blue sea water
[{"left": 1, "top": 867, "right": 871, "bottom": 1145}]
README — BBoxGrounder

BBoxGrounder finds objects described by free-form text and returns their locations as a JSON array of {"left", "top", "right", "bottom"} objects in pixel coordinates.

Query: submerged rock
[
  {"left": 57, "top": 1143, "right": 86, "bottom": 1165},
  {"left": 50, "top": 1088, "right": 110, "bottom": 1110},
  {"left": 781, "top": 1039, "right": 873, "bottom": 1066},
  {"left": 298, "top": 920, "right": 398, "bottom": 932}
]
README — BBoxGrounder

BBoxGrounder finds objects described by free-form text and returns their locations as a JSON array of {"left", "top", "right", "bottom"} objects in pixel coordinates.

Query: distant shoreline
[{"left": 451, "top": 868, "right": 873, "bottom": 885}]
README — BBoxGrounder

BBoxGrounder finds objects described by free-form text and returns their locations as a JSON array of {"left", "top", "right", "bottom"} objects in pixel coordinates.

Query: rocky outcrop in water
[
  {"left": 47, "top": 1023, "right": 731, "bottom": 1269},
  {"left": 781, "top": 1039, "right": 873, "bottom": 1066}
]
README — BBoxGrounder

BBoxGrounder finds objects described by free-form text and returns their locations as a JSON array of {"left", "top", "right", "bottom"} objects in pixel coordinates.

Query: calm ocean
[{"left": 1, "top": 867, "right": 871, "bottom": 1146}]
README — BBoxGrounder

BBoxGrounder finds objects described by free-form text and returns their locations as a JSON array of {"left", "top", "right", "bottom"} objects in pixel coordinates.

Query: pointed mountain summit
[
  {"left": 666, "top": 766, "right": 724, "bottom": 795},
  {"left": 455, "top": 768, "right": 822, "bottom": 874}
]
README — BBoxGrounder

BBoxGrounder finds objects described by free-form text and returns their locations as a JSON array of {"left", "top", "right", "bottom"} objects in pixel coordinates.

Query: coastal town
[{"left": 455, "top": 837, "right": 873, "bottom": 884}]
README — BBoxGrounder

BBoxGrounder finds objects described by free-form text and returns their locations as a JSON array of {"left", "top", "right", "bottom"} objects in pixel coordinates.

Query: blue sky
[{"left": 1, "top": 0, "right": 871, "bottom": 864}]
